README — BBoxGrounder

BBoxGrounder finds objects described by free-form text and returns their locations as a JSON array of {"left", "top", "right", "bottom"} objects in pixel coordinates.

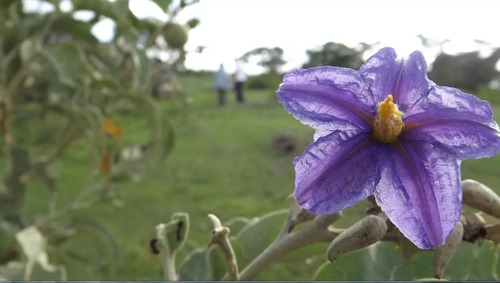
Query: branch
[
  {"left": 207, "top": 214, "right": 239, "bottom": 280},
  {"left": 34, "top": 182, "right": 105, "bottom": 228},
  {"left": 46, "top": 128, "right": 82, "bottom": 164},
  {"left": 1, "top": 63, "right": 30, "bottom": 145}
]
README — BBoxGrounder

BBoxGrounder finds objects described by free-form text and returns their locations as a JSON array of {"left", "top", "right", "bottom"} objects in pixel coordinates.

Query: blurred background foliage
[
  {"left": 0, "top": 0, "right": 500, "bottom": 280},
  {"left": 0, "top": 0, "right": 198, "bottom": 280}
]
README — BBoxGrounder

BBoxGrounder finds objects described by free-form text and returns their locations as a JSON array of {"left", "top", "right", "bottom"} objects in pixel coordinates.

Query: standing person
[
  {"left": 234, "top": 58, "right": 247, "bottom": 104},
  {"left": 213, "top": 64, "right": 231, "bottom": 106}
]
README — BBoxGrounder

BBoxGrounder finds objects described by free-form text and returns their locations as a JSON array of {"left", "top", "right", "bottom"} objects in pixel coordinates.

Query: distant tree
[
  {"left": 429, "top": 48, "right": 500, "bottom": 91},
  {"left": 242, "top": 47, "right": 286, "bottom": 74},
  {"left": 417, "top": 34, "right": 449, "bottom": 51},
  {"left": 303, "top": 42, "right": 371, "bottom": 69}
]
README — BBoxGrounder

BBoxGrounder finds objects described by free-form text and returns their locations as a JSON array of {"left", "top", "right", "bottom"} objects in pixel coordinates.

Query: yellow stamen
[{"left": 373, "top": 95, "right": 404, "bottom": 143}]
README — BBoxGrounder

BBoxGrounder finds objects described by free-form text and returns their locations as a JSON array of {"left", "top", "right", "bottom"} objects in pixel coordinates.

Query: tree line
[{"left": 243, "top": 41, "right": 500, "bottom": 92}]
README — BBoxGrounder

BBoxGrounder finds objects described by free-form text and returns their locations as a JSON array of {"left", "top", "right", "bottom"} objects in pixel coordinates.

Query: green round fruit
[{"left": 163, "top": 23, "right": 188, "bottom": 49}]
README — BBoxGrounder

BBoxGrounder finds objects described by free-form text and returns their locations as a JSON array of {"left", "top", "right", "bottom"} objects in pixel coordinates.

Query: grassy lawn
[{"left": 18, "top": 73, "right": 500, "bottom": 280}]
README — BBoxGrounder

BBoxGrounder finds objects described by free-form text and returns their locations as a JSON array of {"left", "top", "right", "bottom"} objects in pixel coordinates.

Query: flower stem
[{"left": 238, "top": 212, "right": 341, "bottom": 280}]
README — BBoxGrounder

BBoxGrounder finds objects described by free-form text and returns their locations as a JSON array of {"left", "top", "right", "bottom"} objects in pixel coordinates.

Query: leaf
[
  {"left": 99, "top": 152, "right": 111, "bottom": 176},
  {"left": 444, "top": 241, "right": 500, "bottom": 280},
  {"left": 109, "top": 172, "right": 131, "bottom": 183},
  {"left": 103, "top": 118, "right": 123, "bottom": 140},
  {"left": 0, "top": 261, "right": 66, "bottom": 281},
  {"left": 71, "top": 0, "right": 137, "bottom": 37},
  {"left": 178, "top": 249, "right": 212, "bottom": 280},
  {"left": 225, "top": 217, "right": 251, "bottom": 237},
  {"left": 57, "top": 219, "right": 119, "bottom": 276},
  {"left": 232, "top": 209, "right": 288, "bottom": 267},
  {"left": 313, "top": 241, "right": 500, "bottom": 281},
  {"left": 314, "top": 242, "right": 432, "bottom": 281},
  {"left": 115, "top": 93, "right": 174, "bottom": 163},
  {"left": 0, "top": 147, "right": 30, "bottom": 216},
  {"left": 39, "top": 104, "right": 105, "bottom": 156},
  {"left": 165, "top": 213, "right": 189, "bottom": 254},
  {"left": 208, "top": 246, "right": 227, "bottom": 280},
  {"left": 8, "top": 146, "right": 30, "bottom": 173},
  {"left": 5, "top": 14, "right": 47, "bottom": 48},
  {"left": 0, "top": 261, "right": 23, "bottom": 280},
  {"left": 177, "top": 246, "right": 226, "bottom": 281},
  {"left": 43, "top": 42, "right": 99, "bottom": 86},
  {"left": 19, "top": 40, "right": 35, "bottom": 63},
  {"left": 110, "top": 0, "right": 130, "bottom": 15},
  {"left": 0, "top": 177, "right": 25, "bottom": 216},
  {"left": 186, "top": 18, "right": 200, "bottom": 29},
  {"left": 52, "top": 15, "right": 98, "bottom": 44},
  {"left": 162, "top": 118, "right": 176, "bottom": 160},
  {"left": 179, "top": 0, "right": 200, "bottom": 9},
  {"left": 45, "top": 0, "right": 60, "bottom": 6},
  {"left": 151, "top": 0, "right": 172, "bottom": 13},
  {"left": 29, "top": 262, "right": 66, "bottom": 280},
  {"left": 132, "top": 48, "right": 152, "bottom": 91},
  {"left": 15, "top": 226, "right": 57, "bottom": 274}
]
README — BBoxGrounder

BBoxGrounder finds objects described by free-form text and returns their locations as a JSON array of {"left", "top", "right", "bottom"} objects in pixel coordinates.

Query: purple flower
[{"left": 277, "top": 47, "right": 500, "bottom": 249}]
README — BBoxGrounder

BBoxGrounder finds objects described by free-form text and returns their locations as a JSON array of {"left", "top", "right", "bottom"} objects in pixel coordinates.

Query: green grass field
[{"left": 19, "top": 73, "right": 500, "bottom": 280}]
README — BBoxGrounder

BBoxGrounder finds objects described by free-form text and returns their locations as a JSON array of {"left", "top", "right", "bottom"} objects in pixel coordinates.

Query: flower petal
[
  {"left": 360, "top": 48, "right": 398, "bottom": 104},
  {"left": 277, "top": 66, "right": 373, "bottom": 139},
  {"left": 390, "top": 51, "right": 430, "bottom": 110},
  {"left": 360, "top": 48, "right": 431, "bottom": 109},
  {"left": 294, "top": 132, "right": 381, "bottom": 214},
  {"left": 403, "top": 85, "right": 500, "bottom": 159},
  {"left": 404, "top": 84, "right": 494, "bottom": 118},
  {"left": 375, "top": 141, "right": 462, "bottom": 249}
]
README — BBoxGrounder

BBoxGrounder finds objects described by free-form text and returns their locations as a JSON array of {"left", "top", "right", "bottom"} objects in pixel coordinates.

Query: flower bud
[
  {"left": 433, "top": 221, "right": 464, "bottom": 279},
  {"left": 327, "top": 215, "right": 387, "bottom": 262},
  {"left": 462, "top": 179, "right": 500, "bottom": 218}
]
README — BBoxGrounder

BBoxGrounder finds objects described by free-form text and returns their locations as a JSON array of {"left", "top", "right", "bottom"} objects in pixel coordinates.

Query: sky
[
  {"left": 23, "top": 0, "right": 500, "bottom": 75},
  {"left": 133, "top": 0, "right": 500, "bottom": 74}
]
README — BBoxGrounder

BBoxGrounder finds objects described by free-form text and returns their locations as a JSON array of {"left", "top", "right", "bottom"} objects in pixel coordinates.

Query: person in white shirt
[{"left": 234, "top": 58, "right": 247, "bottom": 103}]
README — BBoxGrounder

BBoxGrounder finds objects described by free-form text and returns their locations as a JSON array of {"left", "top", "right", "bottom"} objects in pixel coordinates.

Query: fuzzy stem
[
  {"left": 208, "top": 214, "right": 239, "bottom": 280},
  {"left": 156, "top": 223, "right": 178, "bottom": 281},
  {"left": 238, "top": 213, "right": 341, "bottom": 281}
]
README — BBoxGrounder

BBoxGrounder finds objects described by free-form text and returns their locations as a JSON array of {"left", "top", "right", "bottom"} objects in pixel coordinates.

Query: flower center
[{"left": 373, "top": 95, "right": 404, "bottom": 143}]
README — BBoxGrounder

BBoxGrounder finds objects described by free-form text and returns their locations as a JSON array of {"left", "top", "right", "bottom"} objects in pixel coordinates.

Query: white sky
[
  {"left": 23, "top": 0, "right": 500, "bottom": 75},
  {"left": 138, "top": 0, "right": 500, "bottom": 74}
]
